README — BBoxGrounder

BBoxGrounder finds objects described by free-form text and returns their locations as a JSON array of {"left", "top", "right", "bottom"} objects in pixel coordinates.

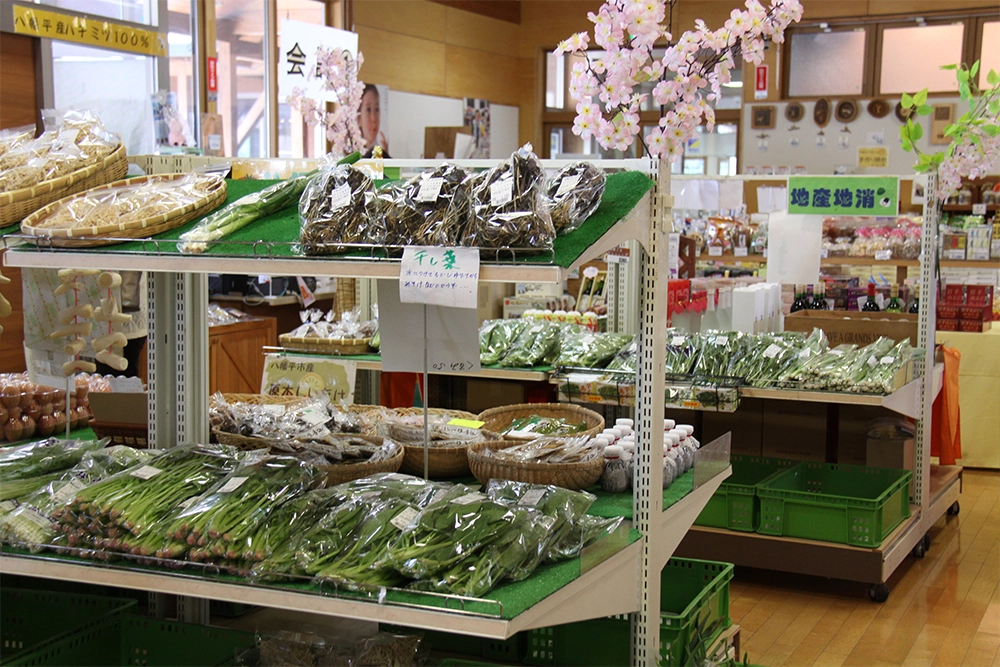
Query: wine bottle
[
  {"left": 811, "top": 282, "right": 828, "bottom": 309},
  {"left": 862, "top": 282, "right": 881, "bottom": 312},
  {"left": 885, "top": 284, "right": 903, "bottom": 313},
  {"left": 909, "top": 284, "right": 920, "bottom": 313},
  {"left": 791, "top": 285, "right": 808, "bottom": 312}
]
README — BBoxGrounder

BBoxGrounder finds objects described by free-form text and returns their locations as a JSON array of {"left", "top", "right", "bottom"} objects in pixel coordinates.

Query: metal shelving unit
[
  {"left": 599, "top": 171, "right": 963, "bottom": 603},
  {"left": 0, "top": 158, "right": 728, "bottom": 665}
]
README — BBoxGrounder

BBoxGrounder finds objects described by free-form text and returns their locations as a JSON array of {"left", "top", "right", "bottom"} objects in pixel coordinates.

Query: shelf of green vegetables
[{"left": 0, "top": 436, "right": 726, "bottom": 638}]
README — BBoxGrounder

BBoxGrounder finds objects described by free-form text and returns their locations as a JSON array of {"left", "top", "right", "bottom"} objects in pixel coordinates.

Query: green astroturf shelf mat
[{"left": 7, "top": 171, "right": 654, "bottom": 268}]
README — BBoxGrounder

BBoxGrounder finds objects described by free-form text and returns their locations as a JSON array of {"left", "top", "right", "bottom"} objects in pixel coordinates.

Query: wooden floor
[{"left": 731, "top": 469, "right": 1000, "bottom": 667}]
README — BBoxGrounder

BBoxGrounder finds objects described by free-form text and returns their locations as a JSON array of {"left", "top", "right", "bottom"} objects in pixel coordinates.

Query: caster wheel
[
  {"left": 911, "top": 541, "right": 926, "bottom": 558},
  {"left": 869, "top": 583, "right": 890, "bottom": 603},
  {"left": 922, "top": 534, "right": 931, "bottom": 551},
  {"left": 947, "top": 501, "right": 960, "bottom": 516}
]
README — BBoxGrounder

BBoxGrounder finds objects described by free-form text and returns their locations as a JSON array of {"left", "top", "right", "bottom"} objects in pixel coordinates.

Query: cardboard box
[
  {"left": 784, "top": 310, "right": 919, "bottom": 346},
  {"left": 937, "top": 305, "right": 961, "bottom": 320},
  {"left": 938, "top": 318, "right": 960, "bottom": 331},
  {"left": 966, "top": 285, "right": 994, "bottom": 306},
  {"left": 867, "top": 435, "right": 914, "bottom": 471},
  {"left": 761, "top": 401, "right": 826, "bottom": 461},
  {"left": 88, "top": 391, "right": 148, "bottom": 426},
  {"left": 959, "top": 319, "right": 992, "bottom": 332},
  {"left": 960, "top": 304, "right": 991, "bottom": 321},
  {"left": 944, "top": 284, "right": 965, "bottom": 305}
]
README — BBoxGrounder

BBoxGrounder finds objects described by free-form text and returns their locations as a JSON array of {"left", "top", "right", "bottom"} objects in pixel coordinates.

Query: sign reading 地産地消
[
  {"left": 787, "top": 176, "right": 899, "bottom": 216},
  {"left": 12, "top": 5, "right": 167, "bottom": 57}
]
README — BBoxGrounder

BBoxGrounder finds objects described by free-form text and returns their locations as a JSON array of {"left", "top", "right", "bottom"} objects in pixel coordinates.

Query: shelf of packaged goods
[
  {"left": 696, "top": 253, "right": 766, "bottom": 263},
  {"left": 0, "top": 466, "right": 729, "bottom": 640},
  {"left": 675, "top": 465, "right": 962, "bottom": 587},
  {"left": 939, "top": 259, "right": 1000, "bottom": 269},
  {"left": 941, "top": 204, "right": 998, "bottom": 212},
  {"left": 694, "top": 255, "right": 999, "bottom": 269}
]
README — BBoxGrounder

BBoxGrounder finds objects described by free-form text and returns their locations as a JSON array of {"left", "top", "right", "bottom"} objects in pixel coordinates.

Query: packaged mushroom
[
  {"left": 547, "top": 161, "right": 606, "bottom": 233},
  {"left": 298, "top": 164, "right": 375, "bottom": 254},
  {"left": 465, "top": 145, "right": 555, "bottom": 251},
  {"left": 380, "top": 163, "right": 474, "bottom": 247}
]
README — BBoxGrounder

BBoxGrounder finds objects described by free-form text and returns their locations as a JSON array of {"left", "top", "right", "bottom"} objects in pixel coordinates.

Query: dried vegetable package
[
  {"left": 298, "top": 164, "right": 374, "bottom": 254},
  {"left": 547, "top": 161, "right": 606, "bottom": 233},
  {"left": 465, "top": 145, "right": 555, "bottom": 250},
  {"left": 379, "top": 164, "right": 474, "bottom": 246}
]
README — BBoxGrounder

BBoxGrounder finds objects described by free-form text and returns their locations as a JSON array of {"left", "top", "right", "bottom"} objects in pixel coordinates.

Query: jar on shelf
[{"left": 957, "top": 188, "right": 973, "bottom": 206}]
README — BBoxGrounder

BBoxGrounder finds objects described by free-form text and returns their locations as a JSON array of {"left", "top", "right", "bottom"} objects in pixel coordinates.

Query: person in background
[{"left": 359, "top": 84, "right": 389, "bottom": 158}]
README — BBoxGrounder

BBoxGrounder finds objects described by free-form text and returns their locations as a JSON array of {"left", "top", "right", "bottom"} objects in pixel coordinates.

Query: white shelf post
[
  {"left": 914, "top": 171, "right": 940, "bottom": 511},
  {"left": 631, "top": 159, "right": 671, "bottom": 666}
]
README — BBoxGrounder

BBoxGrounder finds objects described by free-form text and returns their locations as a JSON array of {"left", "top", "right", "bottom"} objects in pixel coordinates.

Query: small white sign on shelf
[
  {"left": 400, "top": 246, "right": 480, "bottom": 309},
  {"left": 972, "top": 203, "right": 987, "bottom": 215}
]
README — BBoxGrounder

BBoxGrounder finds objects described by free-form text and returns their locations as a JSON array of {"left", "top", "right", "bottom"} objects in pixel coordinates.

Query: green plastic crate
[
  {"left": 756, "top": 462, "right": 911, "bottom": 548},
  {"left": 524, "top": 558, "right": 733, "bottom": 667},
  {"left": 694, "top": 455, "right": 798, "bottom": 531},
  {"left": 1, "top": 588, "right": 137, "bottom": 666},
  {"left": 4, "top": 613, "right": 255, "bottom": 667}
]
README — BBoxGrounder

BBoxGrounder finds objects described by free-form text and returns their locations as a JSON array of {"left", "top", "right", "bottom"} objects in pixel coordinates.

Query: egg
[
  {"left": 1, "top": 384, "right": 22, "bottom": 408},
  {"left": 20, "top": 414, "right": 35, "bottom": 439},
  {"left": 37, "top": 414, "right": 56, "bottom": 437},
  {"left": 4, "top": 418, "right": 23, "bottom": 442}
]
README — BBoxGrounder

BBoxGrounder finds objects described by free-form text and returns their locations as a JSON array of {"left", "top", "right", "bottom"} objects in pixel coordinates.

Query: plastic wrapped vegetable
[
  {"left": 381, "top": 164, "right": 474, "bottom": 246},
  {"left": 0, "top": 437, "right": 107, "bottom": 483},
  {"left": 299, "top": 164, "right": 374, "bottom": 254},
  {"left": 853, "top": 340, "right": 915, "bottom": 394},
  {"left": 179, "top": 175, "right": 311, "bottom": 253},
  {"left": 498, "top": 319, "right": 562, "bottom": 367},
  {"left": 465, "top": 145, "right": 555, "bottom": 250},
  {"left": 486, "top": 435, "right": 597, "bottom": 463},
  {"left": 605, "top": 336, "right": 638, "bottom": 372},
  {"left": 480, "top": 318, "right": 527, "bottom": 365},
  {"left": 664, "top": 331, "right": 699, "bottom": 375},
  {"left": 547, "top": 161, "right": 606, "bottom": 233},
  {"left": 692, "top": 331, "right": 745, "bottom": 377},
  {"left": 553, "top": 331, "right": 631, "bottom": 369}
]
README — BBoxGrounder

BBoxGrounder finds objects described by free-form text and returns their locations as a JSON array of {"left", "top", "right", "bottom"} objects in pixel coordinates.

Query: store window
[
  {"left": 39, "top": 0, "right": 157, "bottom": 26},
  {"left": 276, "top": 0, "right": 326, "bottom": 159},
  {"left": 978, "top": 21, "right": 1000, "bottom": 88},
  {"left": 879, "top": 23, "right": 965, "bottom": 94},
  {"left": 167, "top": 0, "right": 197, "bottom": 149},
  {"left": 216, "top": 0, "right": 268, "bottom": 157},
  {"left": 787, "top": 29, "right": 867, "bottom": 97}
]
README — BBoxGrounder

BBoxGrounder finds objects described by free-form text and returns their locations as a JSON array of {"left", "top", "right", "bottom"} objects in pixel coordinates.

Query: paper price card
[
  {"left": 400, "top": 246, "right": 480, "bottom": 309},
  {"left": 261, "top": 354, "right": 357, "bottom": 404}
]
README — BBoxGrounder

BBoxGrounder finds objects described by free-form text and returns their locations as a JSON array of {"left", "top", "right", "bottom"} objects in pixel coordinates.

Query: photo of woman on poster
[{"left": 359, "top": 83, "right": 390, "bottom": 158}]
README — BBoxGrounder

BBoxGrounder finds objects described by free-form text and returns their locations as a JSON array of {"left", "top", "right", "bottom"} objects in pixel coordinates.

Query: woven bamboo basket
[
  {"left": 399, "top": 428, "right": 502, "bottom": 478},
  {"left": 221, "top": 393, "right": 308, "bottom": 406},
  {"left": 393, "top": 407, "right": 477, "bottom": 421},
  {"left": 467, "top": 439, "right": 604, "bottom": 491},
  {"left": 278, "top": 334, "right": 372, "bottom": 355},
  {"left": 0, "top": 142, "right": 128, "bottom": 226},
  {"left": 477, "top": 403, "right": 604, "bottom": 442},
  {"left": 318, "top": 436, "right": 404, "bottom": 485},
  {"left": 20, "top": 173, "right": 227, "bottom": 247},
  {"left": 90, "top": 420, "right": 148, "bottom": 449}
]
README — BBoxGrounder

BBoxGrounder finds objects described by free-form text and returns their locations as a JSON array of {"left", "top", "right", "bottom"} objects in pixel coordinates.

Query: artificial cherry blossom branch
[{"left": 287, "top": 47, "right": 366, "bottom": 159}]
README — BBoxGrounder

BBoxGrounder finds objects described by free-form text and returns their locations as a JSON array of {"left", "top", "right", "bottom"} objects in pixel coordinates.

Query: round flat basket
[
  {"left": 0, "top": 142, "right": 127, "bottom": 226},
  {"left": 211, "top": 428, "right": 276, "bottom": 451},
  {"left": 477, "top": 403, "right": 604, "bottom": 441},
  {"left": 20, "top": 173, "right": 227, "bottom": 247},
  {"left": 393, "top": 407, "right": 477, "bottom": 421},
  {"left": 467, "top": 439, "right": 604, "bottom": 491},
  {"left": 399, "top": 428, "right": 502, "bottom": 478},
  {"left": 319, "top": 436, "right": 404, "bottom": 485},
  {"left": 278, "top": 334, "right": 372, "bottom": 355}
]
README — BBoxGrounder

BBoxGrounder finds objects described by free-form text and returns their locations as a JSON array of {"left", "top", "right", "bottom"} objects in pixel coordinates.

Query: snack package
[
  {"left": 380, "top": 163, "right": 474, "bottom": 247},
  {"left": 547, "top": 161, "right": 606, "bottom": 232},
  {"left": 298, "top": 163, "right": 374, "bottom": 254},
  {"left": 465, "top": 145, "right": 555, "bottom": 250}
]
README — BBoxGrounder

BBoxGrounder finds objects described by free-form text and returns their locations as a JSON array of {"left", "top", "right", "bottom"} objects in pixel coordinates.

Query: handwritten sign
[
  {"left": 13, "top": 5, "right": 167, "bottom": 56},
  {"left": 400, "top": 246, "right": 480, "bottom": 309},
  {"left": 261, "top": 354, "right": 357, "bottom": 403},
  {"left": 378, "top": 280, "right": 481, "bottom": 375},
  {"left": 857, "top": 146, "right": 889, "bottom": 168},
  {"left": 788, "top": 176, "right": 899, "bottom": 216},
  {"left": 278, "top": 20, "right": 357, "bottom": 104}
]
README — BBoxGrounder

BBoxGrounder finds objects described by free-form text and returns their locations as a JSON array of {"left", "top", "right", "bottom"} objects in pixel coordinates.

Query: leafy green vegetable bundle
[
  {"left": 479, "top": 318, "right": 527, "bottom": 365},
  {"left": 554, "top": 331, "right": 632, "bottom": 368}
]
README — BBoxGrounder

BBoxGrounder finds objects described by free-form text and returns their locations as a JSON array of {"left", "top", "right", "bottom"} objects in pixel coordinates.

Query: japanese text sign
[
  {"left": 857, "top": 147, "right": 889, "bottom": 169},
  {"left": 13, "top": 5, "right": 167, "bottom": 57},
  {"left": 787, "top": 176, "right": 899, "bottom": 216},
  {"left": 261, "top": 354, "right": 356, "bottom": 404},
  {"left": 400, "top": 246, "right": 480, "bottom": 309},
  {"left": 278, "top": 19, "right": 357, "bottom": 104}
]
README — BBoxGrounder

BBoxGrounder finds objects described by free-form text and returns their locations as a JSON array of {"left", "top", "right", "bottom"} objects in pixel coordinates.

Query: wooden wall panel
[
  {"left": 0, "top": 33, "right": 37, "bottom": 130},
  {"left": 864, "top": 0, "right": 1000, "bottom": 15},
  {"left": 444, "top": 6, "right": 521, "bottom": 57},
  {"left": 355, "top": 25, "right": 448, "bottom": 96},
  {"left": 353, "top": 0, "right": 447, "bottom": 42},
  {"left": 519, "top": 1, "right": 601, "bottom": 58},
  {"left": 444, "top": 45, "right": 521, "bottom": 106},
  {"left": 430, "top": 1, "right": 520, "bottom": 25}
]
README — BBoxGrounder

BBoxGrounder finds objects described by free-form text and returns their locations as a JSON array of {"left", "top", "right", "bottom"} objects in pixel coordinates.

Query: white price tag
[
  {"left": 763, "top": 344, "right": 782, "bottom": 359},
  {"left": 874, "top": 249, "right": 892, "bottom": 261},
  {"left": 945, "top": 249, "right": 966, "bottom": 260},
  {"left": 177, "top": 496, "right": 198, "bottom": 510},
  {"left": 131, "top": 465, "right": 162, "bottom": 480},
  {"left": 734, "top": 247, "right": 749, "bottom": 258},
  {"left": 298, "top": 423, "right": 330, "bottom": 440},
  {"left": 715, "top": 335, "right": 729, "bottom": 346},
  {"left": 208, "top": 134, "right": 222, "bottom": 151},
  {"left": 262, "top": 404, "right": 286, "bottom": 416},
  {"left": 299, "top": 407, "right": 329, "bottom": 425},
  {"left": 820, "top": 248, "right": 829, "bottom": 259},
  {"left": 868, "top": 355, "right": 878, "bottom": 368},
  {"left": 452, "top": 492, "right": 486, "bottom": 506},
  {"left": 880, "top": 356, "right": 896, "bottom": 365},
  {"left": 390, "top": 506, "right": 420, "bottom": 530},
  {"left": 972, "top": 203, "right": 987, "bottom": 215},
  {"left": 763, "top": 248, "right": 768, "bottom": 258},
  {"left": 108, "top": 376, "right": 144, "bottom": 393},
  {"left": 798, "top": 349, "right": 811, "bottom": 360},
  {"left": 671, "top": 336, "right": 687, "bottom": 346},
  {"left": 429, "top": 488, "right": 450, "bottom": 505},
  {"left": 416, "top": 177, "right": 444, "bottom": 202},
  {"left": 218, "top": 476, "right": 249, "bottom": 493},
  {"left": 518, "top": 488, "right": 547, "bottom": 507},
  {"left": 329, "top": 183, "right": 352, "bottom": 211},
  {"left": 708, "top": 246, "right": 723, "bottom": 257},
  {"left": 555, "top": 174, "right": 581, "bottom": 197},
  {"left": 490, "top": 178, "right": 514, "bottom": 207},
  {"left": 52, "top": 478, "right": 87, "bottom": 504}
]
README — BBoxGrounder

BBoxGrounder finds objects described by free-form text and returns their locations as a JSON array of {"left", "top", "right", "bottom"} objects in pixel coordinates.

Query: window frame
[
  {"left": 873, "top": 17, "right": 971, "bottom": 97},
  {"left": 781, "top": 25, "right": 875, "bottom": 100}
]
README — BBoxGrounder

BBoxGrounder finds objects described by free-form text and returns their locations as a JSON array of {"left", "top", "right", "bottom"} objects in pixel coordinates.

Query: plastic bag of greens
[
  {"left": 465, "top": 145, "right": 555, "bottom": 250},
  {"left": 382, "top": 164, "right": 474, "bottom": 246},
  {"left": 553, "top": 331, "right": 632, "bottom": 368},
  {"left": 830, "top": 337, "right": 898, "bottom": 393},
  {"left": 692, "top": 331, "right": 745, "bottom": 377},
  {"left": 547, "top": 161, "right": 606, "bottom": 233},
  {"left": 498, "top": 319, "right": 562, "bottom": 367},
  {"left": 486, "top": 480, "right": 596, "bottom": 563},
  {"left": 550, "top": 514, "right": 624, "bottom": 561},
  {"left": 782, "top": 344, "right": 860, "bottom": 388},
  {"left": 0, "top": 437, "right": 107, "bottom": 482},
  {"left": 854, "top": 340, "right": 915, "bottom": 394},
  {"left": 605, "top": 336, "right": 638, "bottom": 372},
  {"left": 298, "top": 163, "right": 374, "bottom": 254},
  {"left": 665, "top": 331, "right": 699, "bottom": 375},
  {"left": 248, "top": 489, "right": 342, "bottom": 577}
]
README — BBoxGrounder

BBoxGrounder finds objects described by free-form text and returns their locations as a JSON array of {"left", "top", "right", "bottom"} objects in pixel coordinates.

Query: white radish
[
  {"left": 54, "top": 281, "right": 83, "bottom": 296},
  {"left": 64, "top": 338, "right": 87, "bottom": 355},
  {"left": 92, "top": 331, "right": 127, "bottom": 352},
  {"left": 58, "top": 304, "right": 94, "bottom": 324},
  {"left": 50, "top": 322, "right": 92, "bottom": 339},
  {"left": 98, "top": 272, "right": 122, "bottom": 289},
  {"left": 95, "top": 350, "right": 128, "bottom": 371},
  {"left": 62, "top": 359, "right": 97, "bottom": 375}
]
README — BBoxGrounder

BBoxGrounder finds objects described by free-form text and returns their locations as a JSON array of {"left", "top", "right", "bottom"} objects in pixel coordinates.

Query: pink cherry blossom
[{"left": 287, "top": 46, "right": 366, "bottom": 158}]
